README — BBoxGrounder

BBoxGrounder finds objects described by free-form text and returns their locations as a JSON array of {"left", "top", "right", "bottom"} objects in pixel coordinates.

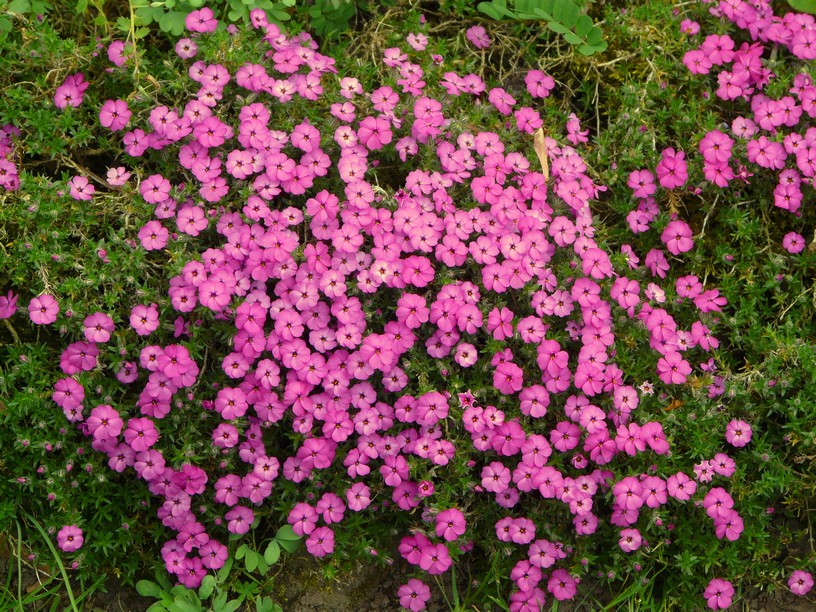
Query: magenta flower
[
  {"left": 123, "top": 417, "right": 159, "bottom": 452},
  {"left": 106, "top": 166, "right": 131, "bottom": 186},
  {"left": 87, "top": 404, "right": 123, "bottom": 441},
  {"left": 99, "top": 99, "right": 132, "bottom": 131},
  {"left": 54, "top": 73, "right": 88, "bottom": 109},
  {"left": 68, "top": 175, "right": 95, "bottom": 201},
  {"left": 724, "top": 419, "right": 752, "bottom": 448},
  {"left": 305, "top": 526, "right": 335, "bottom": 558},
  {"left": 82, "top": 311, "right": 115, "bottom": 343},
  {"left": 703, "top": 578, "right": 734, "bottom": 610},
  {"left": 52, "top": 377, "right": 85, "bottom": 411},
  {"left": 525, "top": 69, "right": 555, "bottom": 98},
  {"left": 130, "top": 303, "right": 160, "bottom": 336},
  {"left": 398, "top": 578, "right": 431, "bottom": 611},
  {"left": 138, "top": 221, "right": 170, "bottom": 251},
  {"left": 656, "top": 148, "right": 688, "bottom": 189},
  {"left": 185, "top": 7, "right": 218, "bottom": 33},
  {"left": 418, "top": 542, "right": 452, "bottom": 574},
  {"left": 435, "top": 508, "right": 467, "bottom": 542},
  {"left": 661, "top": 220, "right": 694, "bottom": 255},
  {"left": 782, "top": 232, "right": 806, "bottom": 254},
  {"left": 656, "top": 351, "right": 691, "bottom": 385},
  {"left": 788, "top": 570, "right": 814, "bottom": 596},
  {"left": 28, "top": 294, "right": 59, "bottom": 325},
  {"left": 547, "top": 569, "right": 577, "bottom": 601},
  {"left": 0, "top": 290, "right": 18, "bottom": 319},
  {"left": 466, "top": 25, "right": 491, "bottom": 49},
  {"left": 56, "top": 525, "right": 84, "bottom": 552},
  {"left": 618, "top": 528, "right": 642, "bottom": 553},
  {"left": 224, "top": 505, "right": 254, "bottom": 535}
]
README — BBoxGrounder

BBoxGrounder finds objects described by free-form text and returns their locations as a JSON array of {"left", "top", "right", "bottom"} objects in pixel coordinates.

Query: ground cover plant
[{"left": 0, "top": 0, "right": 814, "bottom": 610}]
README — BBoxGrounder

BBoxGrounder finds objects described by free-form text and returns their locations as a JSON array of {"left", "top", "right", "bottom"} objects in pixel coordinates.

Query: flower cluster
[
  {"left": 0, "top": 123, "right": 20, "bottom": 191},
  {"left": 11, "top": 4, "right": 775, "bottom": 610},
  {"left": 683, "top": 0, "right": 816, "bottom": 254}
]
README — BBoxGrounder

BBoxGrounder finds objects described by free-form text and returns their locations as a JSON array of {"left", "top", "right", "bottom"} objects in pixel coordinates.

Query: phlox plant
[{"left": 0, "top": 0, "right": 814, "bottom": 610}]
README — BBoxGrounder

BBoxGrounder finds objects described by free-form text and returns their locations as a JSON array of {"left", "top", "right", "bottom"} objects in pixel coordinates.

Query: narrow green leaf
[{"left": 75, "top": 0, "right": 88, "bottom": 13}]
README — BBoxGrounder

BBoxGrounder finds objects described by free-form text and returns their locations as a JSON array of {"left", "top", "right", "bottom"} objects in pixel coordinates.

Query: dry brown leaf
[{"left": 533, "top": 128, "right": 549, "bottom": 182}]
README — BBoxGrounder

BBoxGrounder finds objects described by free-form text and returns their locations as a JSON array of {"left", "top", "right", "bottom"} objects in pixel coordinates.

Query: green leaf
[
  {"left": 0, "top": 17, "right": 13, "bottom": 33},
  {"left": 245, "top": 550, "right": 258, "bottom": 573},
  {"left": 167, "top": 599, "right": 201, "bottom": 612},
  {"left": 8, "top": 0, "right": 31, "bottom": 13},
  {"left": 278, "top": 537, "right": 300, "bottom": 553},
  {"left": 585, "top": 27, "right": 604, "bottom": 45},
  {"left": 75, "top": 0, "right": 87, "bottom": 13},
  {"left": 216, "top": 557, "right": 233, "bottom": 583},
  {"left": 137, "top": 580, "right": 163, "bottom": 598},
  {"left": 264, "top": 540, "right": 281, "bottom": 565},
  {"left": 574, "top": 14, "right": 594, "bottom": 36},
  {"left": 235, "top": 544, "right": 247, "bottom": 560},
  {"left": 275, "top": 525, "right": 299, "bottom": 541},
  {"left": 218, "top": 600, "right": 241, "bottom": 612},
  {"left": 545, "top": 21, "right": 569, "bottom": 35},
  {"left": 146, "top": 604, "right": 169, "bottom": 612},
  {"left": 553, "top": 1, "right": 579, "bottom": 28},
  {"left": 478, "top": 0, "right": 514, "bottom": 20},
  {"left": 212, "top": 592, "right": 228, "bottom": 610},
  {"left": 562, "top": 30, "right": 583, "bottom": 45},
  {"left": 198, "top": 575, "right": 216, "bottom": 600},
  {"left": 788, "top": 0, "right": 816, "bottom": 14}
]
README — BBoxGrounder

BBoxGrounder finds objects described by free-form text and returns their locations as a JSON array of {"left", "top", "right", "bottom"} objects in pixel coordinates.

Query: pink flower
[
  {"left": 704, "top": 578, "right": 734, "bottom": 610},
  {"left": 435, "top": 508, "right": 467, "bottom": 542},
  {"left": 525, "top": 70, "right": 555, "bottom": 99},
  {"left": 419, "top": 542, "right": 452, "bottom": 574},
  {"left": 28, "top": 294, "right": 59, "bottom": 325},
  {"left": 68, "top": 176, "right": 95, "bottom": 201},
  {"left": 130, "top": 303, "right": 160, "bottom": 336},
  {"left": 138, "top": 220, "right": 170, "bottom": 251},
  {"left": 661, "top": 220, "right": 694, "bottom": 255},
  {"left": 724, "top": 419, "right": 752, "bottom": 447},
  {"left": 618, "top": 528, "right": 642, "bottom": 552},
  {"left": 398, "top": 579, "right": 431, "bottom": 611},
  {"left": 547, "top": 569, "right": 577, "bottom": 601},
  {"left": 0, "top": 290, "right": 18, "bottom": 319},
  {"left": 224, "top": 505, "right": 254, "bottom": 535},
  {"left": 87, "top": 404, "right": 123, "bottom": 441},
  {"left": 99, "top": 99, "right": 132, "bottom": 131},
  {"left": 788, "top": 570, "right": 814, "bottom": 596},
  {"left": 186, "top": 7, "right": 217, "bottom": 33},
  {"left": 54, "top": 73, "right": 88, "bottom": 109},
  {"left": 656, "top": 148, "right": 688, "bottom": 189},
  {"left": 106, "top": 166, "right": 131, "bottom": 186},
  {"left": 657, "top": 351, "right": 691, "bottom": 385},
  {"left": 466, "top": 25, "right": 491, "bottom": 49},
  {"left": 56, "top": 525, "right": 84, "bottom": 552},
  {"left": 83, "top": 312, "right": 115, "bottom": 343},
  {"left": 305, "top": 526, "right": 335, "bottom": 557},
  {"left": 782, "top": 232, "right": 806, "bottom": 254}
]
